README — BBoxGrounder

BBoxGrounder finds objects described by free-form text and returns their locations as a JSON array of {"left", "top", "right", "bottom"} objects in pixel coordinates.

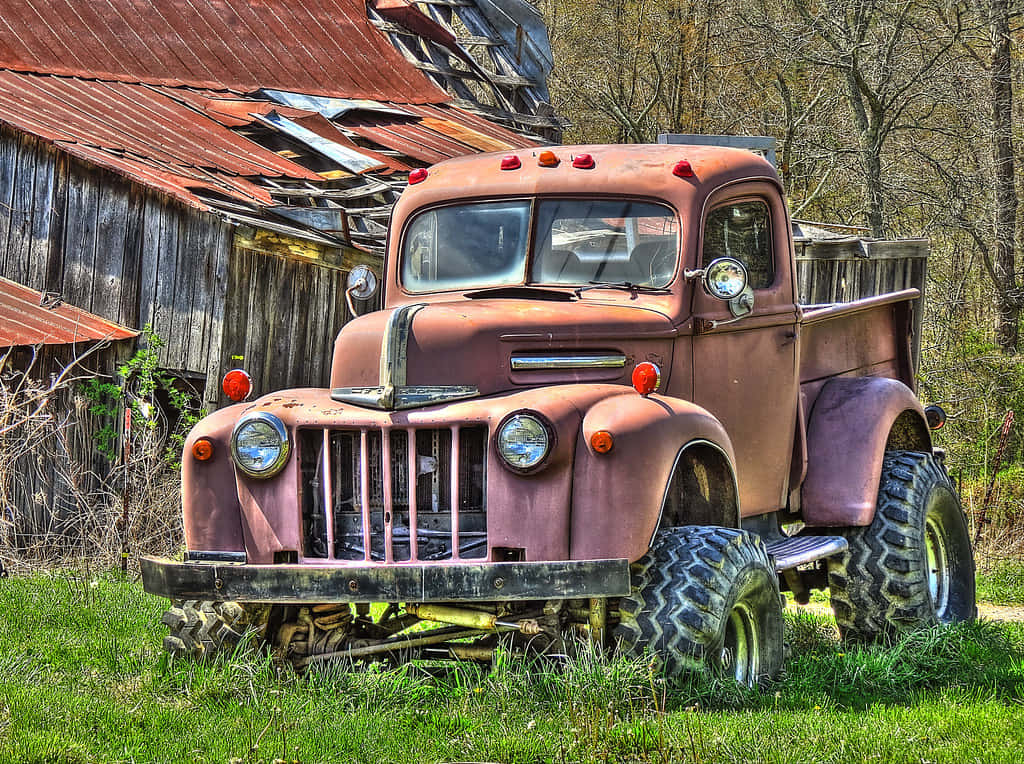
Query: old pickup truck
[{"left": 142, "top": 143, "right": 974, "bottom": 684}]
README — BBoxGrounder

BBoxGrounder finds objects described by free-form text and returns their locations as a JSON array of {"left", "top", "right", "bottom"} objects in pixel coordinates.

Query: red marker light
[
  {"left": 572, "top": 153, "right": 595, "bottom": 169},
  {"left": 191, "top": 438, "right": 214, "bottom": 462},
  {"left": 408, "top": 168, "right": 428, "bottom": 184},
  {"left": 590, "top": 430, "right": 614, "bottom": 454},
  {"left": 631, "top": 362, "right": 661, "bottom": 396},
  {"left": 222, "top": 369, "right": 253, "bottom": 402},
  {"left": 500, "top": 155, "right": 521, "bottom": 170},
  {"left": 538, "top": 150, "right": 560, "bottom": 167},
  {"left": 672, "top": 160, "right": 695, "bottom": 178}
]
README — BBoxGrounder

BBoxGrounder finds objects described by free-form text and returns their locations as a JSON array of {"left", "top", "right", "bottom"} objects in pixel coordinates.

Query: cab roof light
[
  {"left": 538, "top": 150, "right": 560, "bottom": 167},
  {"left": 672, "top": 160, "right": 695, "bottom": 178},
  {"left": 222, "top": 369, "right": 253, "bottom": 402},
  {"left": 631, "top": 362, "right": 661, "bottom": 396},
  {"left": 572, "top": 153, "right": 595, "bottom": 169},
  {"left": 408, "top": 168, "right": 429, "bottom": 184},
  {"left": 500, "top": 155, "right": 521, "bottom": 170}
]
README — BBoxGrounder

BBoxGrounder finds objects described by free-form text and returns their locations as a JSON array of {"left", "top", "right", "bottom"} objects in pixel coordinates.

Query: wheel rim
[
  {"left": 721, "top": 600, "right": 759, "bottom": 685},
  {"left": 925, "top": 509, "right": 951, "bottom": 617}
]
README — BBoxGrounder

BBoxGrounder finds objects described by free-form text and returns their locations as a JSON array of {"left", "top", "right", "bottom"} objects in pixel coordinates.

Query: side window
[{"left": 702, "top": 201, "right": 774, "bottom": 289}]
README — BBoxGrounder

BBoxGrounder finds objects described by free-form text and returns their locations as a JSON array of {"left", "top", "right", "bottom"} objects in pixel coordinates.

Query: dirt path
[{"left": 790, "top": 601, "right": 1024, "bottom": 622}]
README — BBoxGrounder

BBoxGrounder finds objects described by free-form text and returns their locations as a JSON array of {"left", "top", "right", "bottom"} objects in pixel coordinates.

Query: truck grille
[{"left": 299, "top": 426, "right": 488, "bottom": 562}]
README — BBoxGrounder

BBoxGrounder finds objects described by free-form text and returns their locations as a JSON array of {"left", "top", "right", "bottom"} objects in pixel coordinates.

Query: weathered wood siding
[
  {"left": 219, "top": 242, "right": 351, "bottom": 403},
  {"left": 795, "top": 238, "right": 928, "bottom": 372},
  {"left": 0, "top": 127, "right": 232, "bottom": 397}
]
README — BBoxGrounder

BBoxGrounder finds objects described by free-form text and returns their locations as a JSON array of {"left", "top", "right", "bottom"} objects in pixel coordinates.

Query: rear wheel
[
  {"left": 828, "top": 451, "right": 976, "bottom": 642},
  {"left": 614, "top": 526, "right": 783, "bottom": 684}
]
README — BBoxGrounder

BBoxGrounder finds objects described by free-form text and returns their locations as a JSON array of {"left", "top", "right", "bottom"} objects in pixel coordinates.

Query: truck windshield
[{"left": 401, "top": 199, "right": 678, "bottom": 293}]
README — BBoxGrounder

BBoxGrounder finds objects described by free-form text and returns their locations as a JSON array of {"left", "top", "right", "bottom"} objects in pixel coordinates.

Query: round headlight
[
  {"left": 497, "top": 412, "right": 552, "bottom": 472},
  {"left": 231, "top": 413, "right": 290, "bottom": 478}
]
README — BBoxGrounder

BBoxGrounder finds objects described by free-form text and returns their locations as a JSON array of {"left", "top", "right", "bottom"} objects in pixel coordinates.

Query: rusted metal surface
[
  {"left": 802, "top": 376, "right": 929, "bottom": 526},
  {"left": 0, "top": 0, "right": 445, "bottom": 102},
  {"left": 139, "top": 555, "right": 631, "bottom": 603},
  {"left": 0, "top": 275, "right": 136, "bottom": 346}
]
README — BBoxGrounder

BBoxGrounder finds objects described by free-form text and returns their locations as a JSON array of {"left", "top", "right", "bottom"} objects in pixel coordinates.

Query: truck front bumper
[{"left": 141, "top": 556, "right": 632, "bottom": 603}]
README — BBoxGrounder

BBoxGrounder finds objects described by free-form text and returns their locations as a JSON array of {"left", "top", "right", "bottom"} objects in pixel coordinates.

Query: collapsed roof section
[
  {"left": 369, "top": 0, "right": 561, "bottom": 139},
  {"left": 0, "top": 0, "right": 551, "bottom": 254}
]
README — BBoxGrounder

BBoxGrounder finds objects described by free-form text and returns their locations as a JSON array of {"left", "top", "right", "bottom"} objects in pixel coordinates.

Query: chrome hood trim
[
  {"left": 510, "top": 353, "right": 626, "bottom": 371},
  {"left": 333, "top": 303, "right": 480, "bottom": 410}
]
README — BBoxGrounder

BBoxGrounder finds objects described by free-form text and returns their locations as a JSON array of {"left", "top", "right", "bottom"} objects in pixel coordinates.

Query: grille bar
[
  {"left": 407, "top": 429, "right": 418, "bottom": 562},
  {"left": 300, "top": 425, "right": 488, "bottom": 563},
  {"left": 450, "top": 425, "right": 460, "bottom": 561},
  {"left": 321, "top": 429, "right": 335, "bottom": 560},
  {"left": 382, "top": 431, "right": 394, "bottom": 564},
  {"left": 359, "top": 429, "right": 372, "bottom": 562}
]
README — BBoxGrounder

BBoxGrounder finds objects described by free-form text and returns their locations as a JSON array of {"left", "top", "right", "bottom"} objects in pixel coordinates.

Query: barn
[{"left": 0, "top": 0, "right": 553, "bottom": 406}]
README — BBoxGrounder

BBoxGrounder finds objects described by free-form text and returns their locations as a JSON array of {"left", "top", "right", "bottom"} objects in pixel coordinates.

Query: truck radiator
[{"left": 299, "top": 427, "right": 488, "bottom": 562}]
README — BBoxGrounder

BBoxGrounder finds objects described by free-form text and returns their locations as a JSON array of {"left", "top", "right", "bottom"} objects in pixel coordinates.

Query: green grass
[
  {"left": 977, "top": 558, "right": 1024, "bottom": 605},
  {"left": 1, "top": 572, "right": 1023, "bottom": 763}
]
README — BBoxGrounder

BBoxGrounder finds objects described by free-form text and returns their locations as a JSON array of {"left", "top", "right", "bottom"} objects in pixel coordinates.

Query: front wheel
[
  {"left": 828, "top": 451, "right": 976, "bottom": 642},
  {"left": 614, "top": 526, "right": 783, "bottom": 685},
  {"left": 161, "top": 600, "right": 270, "bottom": 660}
]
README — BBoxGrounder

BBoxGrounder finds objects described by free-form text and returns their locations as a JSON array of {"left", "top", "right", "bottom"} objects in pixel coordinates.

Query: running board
[{"left": 765, "top": 535, "right": 848, "bottom": 572}]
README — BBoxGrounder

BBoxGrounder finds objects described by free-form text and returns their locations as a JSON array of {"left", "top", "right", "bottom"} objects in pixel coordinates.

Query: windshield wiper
[
  {"left": 575, "top": 281, "right": 671, "bottom": 298},
  {"left": 464, "top": 286, "right": 576, "bottom": 301}
]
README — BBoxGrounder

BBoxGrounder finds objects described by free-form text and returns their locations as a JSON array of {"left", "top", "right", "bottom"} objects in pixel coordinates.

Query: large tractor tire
[
  {"left": 161, "top": 600, "right": 270, "bottom": 660},
  {"left": 828, "top": 451, "right": 976, "bottom": 642},
  {"left": 614, "top": 526, "right": 784, "bottom": 685}
]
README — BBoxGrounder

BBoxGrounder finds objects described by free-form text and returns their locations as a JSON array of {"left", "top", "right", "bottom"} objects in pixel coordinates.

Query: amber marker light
[
  {"left": 500, "top": 155, "right": 521, "bottom": 170},
  {"left": 191, "top": 438, "right": 214, "bottom": 462},
  {"left": 538, "top": 150, "right": 560, "bottom": 167},
  {"left": 222, "top": 369, "right": 253, "bottom": 402},
  {"left": 632, "top": 362, "right": 661, "bottom": 396},
  {"left": 590, "top": 430, "right": 614, "bottom": 454},
  {"left": 408, "top": 168, "right": 428, "bottom": 184},
  {"left": 572, "top": 153, "right": 595, "bottom": 169}
]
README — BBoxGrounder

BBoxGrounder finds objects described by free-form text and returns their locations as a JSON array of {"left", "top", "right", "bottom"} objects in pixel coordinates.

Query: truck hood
[{"left": 329, "top": 298, "right": 677, "bottom": 408}]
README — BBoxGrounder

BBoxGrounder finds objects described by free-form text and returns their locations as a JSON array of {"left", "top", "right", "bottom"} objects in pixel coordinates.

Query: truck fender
[
  {"left": 569, "top": 393, "right": 737, "bottom": 562},
  {"left": 802, "top": 376, "right": 930, "bottom": 527},
  {"left": 182, "top": 403, "right": 249, "bottom": 554}
]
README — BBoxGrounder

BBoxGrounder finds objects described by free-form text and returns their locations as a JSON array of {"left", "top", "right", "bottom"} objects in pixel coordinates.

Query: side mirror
[
  {"left": 702, "top": 257, "right": 748, "bottom": 300},
  {"left": 345, "top": 265, "right": 379, "bottom": 316}
]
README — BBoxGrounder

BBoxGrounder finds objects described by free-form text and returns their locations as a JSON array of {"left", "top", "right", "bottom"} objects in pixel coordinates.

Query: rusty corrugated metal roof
[
  {"left": 338, "top": 103, "right": 534, "bottom": 164},
  {"left": 0, "top": 1, "right": 540, "bottom": 249},
  {"left": 0, "top": 0, "right": 447, "bottom": 103},
  {"left": 0, "top": 276, "right": 138, "bottom": 347}
]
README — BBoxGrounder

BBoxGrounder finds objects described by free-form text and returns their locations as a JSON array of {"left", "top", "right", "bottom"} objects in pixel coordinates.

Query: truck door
[{"left": 690, "top": 182, "right": 799, "bottom": 517}]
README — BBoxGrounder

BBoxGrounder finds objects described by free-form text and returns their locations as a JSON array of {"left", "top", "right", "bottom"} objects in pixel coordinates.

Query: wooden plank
[
  {"left": 153, "top": 206, "right": 185, "bottom": 367},
  {"left": 60, "top": 168, "right": 99, "bottom": 310},
  {"left": 201, "top": 221, "right": 232, "bottom": 406},
  {"left": 89, "top": 181, "right": 130, "bottom": 320},
  {"left": 0, "top": 132, "right": 20, "bottom": 278},
  {"left": 43, "top": 150, "right": 69, "bottom": 293},
  {"left": 119, "top": 184, "right": 147, "bottom": 329},
  {"left": 25, "top": 141, "right": 56, "bottom": 291},
  {"left": 6, "top": 136, "right": 38, "bottom": 285},
  {"left": 137, "top": 193, "right": 165, "bottom": 331}
]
